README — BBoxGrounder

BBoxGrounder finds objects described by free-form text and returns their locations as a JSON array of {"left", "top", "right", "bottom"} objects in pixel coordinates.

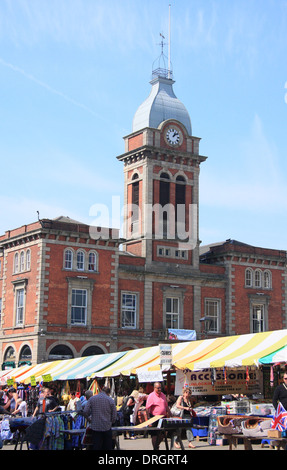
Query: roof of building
[{"left": 132, "top": 75, "right": 192, "bottom": 135}]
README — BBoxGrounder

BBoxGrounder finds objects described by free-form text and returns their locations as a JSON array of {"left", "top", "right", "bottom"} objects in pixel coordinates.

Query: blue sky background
[{"left": 0, "top": 0, "right": 287, "bottom": 250}]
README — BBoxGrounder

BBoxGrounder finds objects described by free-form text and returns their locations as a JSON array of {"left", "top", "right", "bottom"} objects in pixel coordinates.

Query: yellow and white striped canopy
[
  {"left": 1, "top": 329, "right": 286, "bottom": 384},
  {"left": 172, "top": 329, "right": 287, "bottom": 370}
]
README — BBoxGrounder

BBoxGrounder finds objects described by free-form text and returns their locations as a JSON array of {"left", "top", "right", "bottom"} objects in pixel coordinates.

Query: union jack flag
[{"left": 271, "top": 403, "right": 287, "bottom": 431}]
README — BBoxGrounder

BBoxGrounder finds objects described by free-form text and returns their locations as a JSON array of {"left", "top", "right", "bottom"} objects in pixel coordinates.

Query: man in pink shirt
[{"left": 146, "top": 382, "right": 170, "bottom": 449}]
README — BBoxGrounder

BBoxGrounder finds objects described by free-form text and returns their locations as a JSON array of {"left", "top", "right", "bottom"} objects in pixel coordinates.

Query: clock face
[{"left": 166, "top": 127, "right": 181, "bottom": 146}]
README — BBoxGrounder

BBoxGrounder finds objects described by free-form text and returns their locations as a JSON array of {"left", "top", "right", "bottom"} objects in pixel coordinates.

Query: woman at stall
[{"left": 173, "top": 388, "right": 196, "bottom": 449}]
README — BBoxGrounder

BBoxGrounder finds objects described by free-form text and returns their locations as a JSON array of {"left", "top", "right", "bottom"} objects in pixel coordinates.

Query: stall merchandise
[{"left": 207, "top": 406, "right": 227, "bottom": 445}]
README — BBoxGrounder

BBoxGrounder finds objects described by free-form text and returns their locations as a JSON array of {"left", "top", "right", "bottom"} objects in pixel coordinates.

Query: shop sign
[
  {"left": 159, "top": 344, "right": 172, "bottom": 367},
  {"left": 137, "top": 370, "right": 163, "bottom": 383},
  {"left": 175, "top": 369, "right": 263, "bottom": 396}
]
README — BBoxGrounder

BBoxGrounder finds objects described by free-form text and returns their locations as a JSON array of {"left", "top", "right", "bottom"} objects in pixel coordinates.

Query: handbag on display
[
  {"left": 217, "top": 415, "right": 248, "bottom": 435},
  {"left": 241, "top": 418, "right": 272, "bottom": 438}
]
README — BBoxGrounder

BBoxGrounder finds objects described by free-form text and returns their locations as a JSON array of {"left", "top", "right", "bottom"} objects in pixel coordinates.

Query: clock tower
[{"left": 117, "top": 53, "right": 207, "bottom": 271}]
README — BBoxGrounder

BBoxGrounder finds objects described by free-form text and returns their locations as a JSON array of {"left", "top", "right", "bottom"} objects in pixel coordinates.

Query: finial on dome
[{"left": 152, "top": 33, "right": 173, "bottom": 81}]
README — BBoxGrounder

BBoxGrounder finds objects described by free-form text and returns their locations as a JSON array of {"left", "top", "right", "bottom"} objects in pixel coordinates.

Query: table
[
  {"left": 112, "top": 424, "right": 206, "bottom": 450},
  {"left": 222, "top": 433, "right": 287, "bottom": 450}
]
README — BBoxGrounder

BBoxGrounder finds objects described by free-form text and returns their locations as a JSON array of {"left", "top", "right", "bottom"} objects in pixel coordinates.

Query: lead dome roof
[{"left": 132, "top": 71, "right": 192, "bottom": 136}]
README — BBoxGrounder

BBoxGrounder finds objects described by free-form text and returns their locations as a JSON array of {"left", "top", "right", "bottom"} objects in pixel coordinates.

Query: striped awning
[
  {"left": 1, "top": 329, "right": 286, "bottom": 384},
  {"left": 18, "top": 361, "right": 62, "bottom": 384},
  {"left": 0, "top": 364, "right": 32, "bottom": 385},
  {"left": 259, "top": 344, "right": 287, "bottom": 365},
  {"left": 93, "top": 345, "right": 160, "bottom": 377},
  {"left": 172, "top": 329, "right": 287, "bottom": 370},
  {"left": 52, "top": 352, "right": 127, "bottom": 381}
]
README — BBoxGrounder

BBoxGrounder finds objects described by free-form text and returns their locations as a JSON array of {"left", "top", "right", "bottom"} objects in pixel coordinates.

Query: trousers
[{"left": 91, "top": 429, "right": 113, "bottom": 450}]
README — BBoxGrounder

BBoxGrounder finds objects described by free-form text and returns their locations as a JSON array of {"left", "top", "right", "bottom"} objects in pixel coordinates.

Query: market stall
[{"left": 0, "top": 329, "right": 286, "bottom": 449}]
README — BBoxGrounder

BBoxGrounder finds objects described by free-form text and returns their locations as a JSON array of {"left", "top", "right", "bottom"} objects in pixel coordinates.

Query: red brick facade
[{"left": 0, "top": 79, "right": 286, "bottom": 368}]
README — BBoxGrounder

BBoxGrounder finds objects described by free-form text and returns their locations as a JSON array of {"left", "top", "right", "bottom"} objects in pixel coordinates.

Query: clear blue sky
[{"left": 1, "top": 0, "right": 287, "bottom": 250}]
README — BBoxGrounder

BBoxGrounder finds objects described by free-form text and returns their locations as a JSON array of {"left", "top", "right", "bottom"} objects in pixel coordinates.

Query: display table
[
  {"left": 222, "top": 433, "right": 287, "bottom": 450},
  {"left": 112, "top": 422, "right": 207, "bottom": 450}
]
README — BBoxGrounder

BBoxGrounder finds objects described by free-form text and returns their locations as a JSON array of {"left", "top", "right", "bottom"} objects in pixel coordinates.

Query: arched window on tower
[
  {"left": 176, "top": 175, "right": 186, "bottom": 239},
  {"left": 160, "top": 172, "right": 170, "bottom": 238},
  {"left": 131, "top": 173, "right": 139, "bottom": 234}
]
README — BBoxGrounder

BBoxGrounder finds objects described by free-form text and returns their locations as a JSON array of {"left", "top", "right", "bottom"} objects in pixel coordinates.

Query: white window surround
[
  {"left": 71, "top": 288, "right": 87, "bottom": 325},
  {"left": 165, "top": 296, "right": 180, "bottom": 329},
  {"left": 252, "top": 304, "right": 265, "bottom": 333},
  {"left": 66, "top": 277, "right": 94, "bottom": 327},
  {"left": 204, "top": 298, "right": 221, "bottom": 334},
  {"left": 244, "top": 268, "right": 272, "bottom": 290},
  {"left": 12, "top": 279, "right": 28, "bottom": 328},
  {"left": 121, "top": 292, "right": 138, "bottom": 329},
  {"left": 162, "top": 286, "right": 185, "bottom": 330},
  {"left": 63, "top": 248, "right": 99, "bottom": 273},
  {"left": 13, "top": 249, "right": 32, "bottom": 274}
]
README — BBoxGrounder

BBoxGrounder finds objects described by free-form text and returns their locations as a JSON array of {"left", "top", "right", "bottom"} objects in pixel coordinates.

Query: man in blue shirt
[{"left": 83, "top": 382, "right": 117, "bottom": 450}]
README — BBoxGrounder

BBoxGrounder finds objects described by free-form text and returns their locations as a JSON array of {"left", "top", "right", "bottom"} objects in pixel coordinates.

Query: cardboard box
[{"left": 267, "top": 429, "right": 281, "bottom": 438}]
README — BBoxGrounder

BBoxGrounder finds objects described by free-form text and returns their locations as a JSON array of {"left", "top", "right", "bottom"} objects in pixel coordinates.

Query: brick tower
[{"left": 117, "top": 50, "right": 207, "bottom": 271}]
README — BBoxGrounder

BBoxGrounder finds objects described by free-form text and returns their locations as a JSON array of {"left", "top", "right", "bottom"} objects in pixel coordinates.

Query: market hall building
[{"left": 0, "top": 57, "right": 286, "bottom": 369}]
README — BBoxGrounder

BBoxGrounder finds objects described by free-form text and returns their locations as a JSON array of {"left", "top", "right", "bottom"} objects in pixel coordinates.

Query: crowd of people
[
  {"left": 0, "top": 380, "right": 198, "bottom": 451},
  {"left": 0, "top": 371, "right": 286, "bottom": 451}
]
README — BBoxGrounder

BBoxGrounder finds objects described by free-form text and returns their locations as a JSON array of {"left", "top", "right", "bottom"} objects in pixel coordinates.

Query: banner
[
  {"left": 175, "top": 369, "right": 263, "bottom": 396},
  {"left": 159, "top": 344, "right": 172, "bottom": 367},
  {"left": 168, "top": 329, "right": 196, "bottom": 341}
]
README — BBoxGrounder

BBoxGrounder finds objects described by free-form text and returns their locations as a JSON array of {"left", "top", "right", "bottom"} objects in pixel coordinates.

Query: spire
[{"left": 151, "top": 33, "right": 173, "bottom": 81}]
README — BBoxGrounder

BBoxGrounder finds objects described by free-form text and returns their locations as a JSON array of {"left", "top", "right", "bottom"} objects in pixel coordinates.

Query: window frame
[
  {"left": 64, "top": 248, "right": 73, "bottom": 270},
  {"left": 71, "top": 288, "right": 88, "bottom": 325},
  {"left": 204, "top": 298, "right": 221, "bottom": 334},
  {"left": 165, "top": 296, "right": 180, "bottom": 329},
  {"left": 14, "top": 252, "right": 19, "bottom": 274},
  {"left": 245, "top": 268, "right": 252, "bottom": 287},
  {"left": 252, "top": 304, "right": 265, "bottom": 333},
  {"left": 121, "top": 292, "right": 138, "bottom": 329},
  {"left": 26, "top": 249, "right": 31, "bottom": 271},
  {"left": 88, "top": 251, "right": 98, "bottom": 272},
  {"left": 76, "top": 250, "right": 85, "bottom": 271},
  {"left": 254, "top": 269, "right": 262, "bottom": 288}
]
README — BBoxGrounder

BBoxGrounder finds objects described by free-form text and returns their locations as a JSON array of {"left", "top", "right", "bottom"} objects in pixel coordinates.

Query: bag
[
  {"left": 170, "top": 402, "right": 183, "bottom": 418},
  {"left": 217, "top": 415, "right": 248, "bottom": 435},
  {"left": 241, "top": 418, "right": 272, "bottom": 438},
  {"left": 120, "top": 396, "right": 135, "bottom": 416}
]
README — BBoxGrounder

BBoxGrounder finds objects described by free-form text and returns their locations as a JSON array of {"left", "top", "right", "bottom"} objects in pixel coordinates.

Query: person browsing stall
[
  {"left": 146, "top": 382, "right": 170, "bottom": 450},
  {"left": 173, "top": 388, "right": 196, "bottom": 449},
  {"left": 273, "top": 373, "right": 287, "bottom": 411},
  {"left": 83, "top": 381, "right": 117, "bottom": 450},
  {"left": 146, "top": 382, "right": 170, "bottom": 418}
]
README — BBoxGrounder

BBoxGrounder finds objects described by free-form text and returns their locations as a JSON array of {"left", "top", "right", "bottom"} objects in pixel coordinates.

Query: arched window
[
  {"left": 254, "top": 269, "right": 262, "bottom": 288},
  {"left": 160, "top": 173, "right": 170, "bottom": 238},
  {"left": 131, "top": 173, "right": 139, "bottom": 234},
  {"left": 263, "top": 270, "right": 272, "bottom": 289},
  {"left": 88, "top": 251, "right": 98, "bottom": 272},
  {"left": 77, "top": 250, "right": 85, "bottom": 271},
  {"left": 64, "top": 249, "right": 73, "bottom": 270},
  {"left": 82, "top": 346, "right": 104, "bottom": 356},
  {"left": 14, "top": 253, "right": 19, "bottom": 273},
  {"left": 26, "top": 249, "right": 31, "bottom": 271},
  {"left": 19, "top": 345, "right": 32, "bottom": 365},
  {"left": 20, "top": 251, "right": 25, "bottom": 272},
  {"left": 245, "top": 268, "right": 252, "bottom": 287},
  {"left": 176, "top": 175, "right": 186, "bottom": 238},
  {"left": 48, "top": 345, "right": 74, "bottom": 360}
]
